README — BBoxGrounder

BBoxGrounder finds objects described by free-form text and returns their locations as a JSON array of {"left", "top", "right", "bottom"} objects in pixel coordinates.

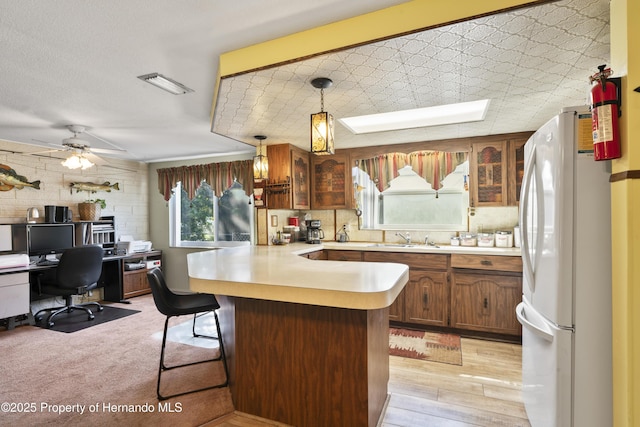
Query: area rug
[
  {"left": 389, "top": 327, "right": 463, "bottom": 366},
  {"left": 35, "top": 305, "right": 140, "bottom": 333}
]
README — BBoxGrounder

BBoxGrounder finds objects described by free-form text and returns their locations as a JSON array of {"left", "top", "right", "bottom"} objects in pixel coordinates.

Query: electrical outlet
[{"left": 343, "top": 224, "right": 350, "bottom": 232}]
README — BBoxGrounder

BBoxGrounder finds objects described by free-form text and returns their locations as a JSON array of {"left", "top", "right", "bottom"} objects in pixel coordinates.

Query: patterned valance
[
  {"left": 356, "top": 151, "right": 467, "bottom": 192},
  {"left": 156, "top": 159, "right": 253, "bottom": 201}
]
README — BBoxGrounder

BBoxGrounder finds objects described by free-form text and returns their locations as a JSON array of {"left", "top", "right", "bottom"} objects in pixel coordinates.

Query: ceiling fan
[{"left": 31, "top": 125, "right": 127, "bottom": 170}]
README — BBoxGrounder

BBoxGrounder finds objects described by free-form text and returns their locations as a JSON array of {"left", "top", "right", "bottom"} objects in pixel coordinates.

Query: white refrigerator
[{"left": 515, "top": 107, "right": 612, "bottom": 427}]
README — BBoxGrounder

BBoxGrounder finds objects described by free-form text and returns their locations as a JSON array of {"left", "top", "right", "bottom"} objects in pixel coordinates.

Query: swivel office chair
[
  {"left": 146, "top": 267, "right": 228, "bottom": 400},
  {"left": 34, "top": 245, "right": 104, "bottom": 328}
]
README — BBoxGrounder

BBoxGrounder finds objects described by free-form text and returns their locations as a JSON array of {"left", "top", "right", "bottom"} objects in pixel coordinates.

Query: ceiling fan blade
[
  {"left": 31, "top": 138, "right": 66, "bottom": 149},
  {"left": 83, "top": 152, "right": 108, "bottom": 165},
  {"left": 90, "top": 147, "right": 128, "bottom": 155},
  {"left": 84, "top": 130, "right": 127, "bottom": 152}
]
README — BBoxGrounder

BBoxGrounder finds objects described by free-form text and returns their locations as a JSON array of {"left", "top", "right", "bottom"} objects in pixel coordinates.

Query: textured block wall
[{"left": 0, "top": 139, "right": 149, "bottom": 241}]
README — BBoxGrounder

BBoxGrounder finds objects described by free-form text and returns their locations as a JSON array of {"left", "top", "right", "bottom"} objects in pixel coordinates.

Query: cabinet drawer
[
  {"left": 451, "top": 254, "right": 522, "bottom": 272},
  {"left": 326, "top": 250, "right": 362, "bottom": 262},
  {"left": 363, "top": 252, "right": 448, "bottom": 270}
]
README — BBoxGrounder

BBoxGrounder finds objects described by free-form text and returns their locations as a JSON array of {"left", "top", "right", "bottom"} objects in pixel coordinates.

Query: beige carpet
[
  {"left": 0, "top": 294, "right": 233, "bottom": 426},
  {"left": 389, "top": 327, "right": 463, "bottom": 366}
]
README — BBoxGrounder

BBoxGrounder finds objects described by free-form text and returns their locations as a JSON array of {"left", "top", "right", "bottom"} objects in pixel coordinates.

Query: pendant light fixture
[
  {"left": 253, "top": 135, "right": 269, "bottom": 180},
  {"left": 310, "top": 77, "right": 335, "bottom": 155}
]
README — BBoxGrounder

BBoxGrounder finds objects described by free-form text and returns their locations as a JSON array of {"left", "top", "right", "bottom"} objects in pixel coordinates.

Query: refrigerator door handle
[
  {"left": 520, "top": 145, "right": 537, "bottom": 291},
  {"left": 516, "top": 302, "right": 554, "bottom": 342}
]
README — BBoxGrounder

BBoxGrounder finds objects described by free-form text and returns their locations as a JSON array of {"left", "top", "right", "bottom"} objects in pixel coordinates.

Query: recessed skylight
[
  {"left": 339, "top": 99, "right": 491, "bottom": 134},
  {"left": 137, "top": 73, "right": 194, "bottom": 95}
]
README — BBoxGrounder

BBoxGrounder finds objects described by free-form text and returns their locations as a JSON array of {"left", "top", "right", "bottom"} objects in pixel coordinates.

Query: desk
[{"left": 0, "top": 250, "right": 161, "bottom": 329}]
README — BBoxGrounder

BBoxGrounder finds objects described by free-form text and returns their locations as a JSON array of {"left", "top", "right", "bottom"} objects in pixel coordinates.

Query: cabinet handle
[
  {"left": 423, "top": 292, "right": 429, "bottom": 306},
  {"left": 481, "top": 260, "right": 492, "bottom": 266},
  {"left": 483, "top": 297, "right": 488, "bottom": 309}
]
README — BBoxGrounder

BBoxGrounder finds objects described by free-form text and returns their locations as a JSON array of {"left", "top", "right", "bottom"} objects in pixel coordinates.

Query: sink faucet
[{"left": 395, "top": 232, "right": 411, "bottom": 244}]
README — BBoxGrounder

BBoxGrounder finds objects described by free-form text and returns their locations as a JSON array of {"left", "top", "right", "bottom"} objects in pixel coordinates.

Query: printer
[{"left": 116, "top": 235, "right": 152, "bottom": 255}]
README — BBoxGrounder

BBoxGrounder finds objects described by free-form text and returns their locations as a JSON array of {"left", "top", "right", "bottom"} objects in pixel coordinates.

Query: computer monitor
[{"left": 27, "top": 223, "right": 75, "bottom": 258}]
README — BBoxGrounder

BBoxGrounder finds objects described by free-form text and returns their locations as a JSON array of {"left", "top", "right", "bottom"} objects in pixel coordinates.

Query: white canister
[
  {"left": 495, "top": 231, "right": 513, "bottom": 247},
  {"left": 513, "top": 226, "right": 521, "bottom": 248}
]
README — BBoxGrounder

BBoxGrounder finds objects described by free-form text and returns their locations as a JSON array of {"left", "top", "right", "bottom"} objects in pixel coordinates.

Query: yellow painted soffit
[{"left": 218, "top": 0, "right": 547, "bottom": 77}]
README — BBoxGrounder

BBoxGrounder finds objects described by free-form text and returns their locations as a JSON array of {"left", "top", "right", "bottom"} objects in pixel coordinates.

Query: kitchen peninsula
[{"left": 187, "top": 244, "right": 409, "bottom": 426}]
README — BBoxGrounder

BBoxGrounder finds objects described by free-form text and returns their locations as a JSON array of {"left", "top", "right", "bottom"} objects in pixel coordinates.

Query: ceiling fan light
[
  {"left": 62, "top": 153, "right": 94, "bottom": 170},
  {"left": 137, "top": 73, "right": 194, "bottom": 95}
]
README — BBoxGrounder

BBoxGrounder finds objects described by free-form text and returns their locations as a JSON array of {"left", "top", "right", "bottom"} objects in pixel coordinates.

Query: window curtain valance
[
  {"left": 156, "top": 159, "right": 253, "bottom": 201},
  {"left": 356, "top": 151, "right": 467, "bottom": 192}
]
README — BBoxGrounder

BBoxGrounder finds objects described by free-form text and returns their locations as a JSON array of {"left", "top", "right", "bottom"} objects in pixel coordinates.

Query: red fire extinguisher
[{"left": 589, "top": 64, "right": 621, "bottom": 161}]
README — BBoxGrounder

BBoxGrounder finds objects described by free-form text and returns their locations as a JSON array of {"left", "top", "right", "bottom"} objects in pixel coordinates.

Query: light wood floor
[{"left": 205, "top": 337, "right": 529, "bottom": 427}]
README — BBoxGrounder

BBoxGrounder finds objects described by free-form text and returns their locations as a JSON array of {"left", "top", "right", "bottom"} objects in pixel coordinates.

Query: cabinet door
[
  {"left": 123, "top": 270, "right": 150, "bottom": 298},
  {"left": 311, "top": 153, "right": 350, "bottom": 209},
  {"left": 404, "top": 270, "right": 449, "bottom": 327},
  {"left": 450, "top": 272, "right": 522, "bottom": 335},
  {"left": 389, "top": 290, "right": 405, "bottom": 322},
  {"left": 291, "top": 147, "right": 310, "bottom": 209},
  {"left": 507, "top": 137, "right": 527, "bottom": 206},
  {"left": 471, "top": 141, "right": 507, "bottom": 206}
]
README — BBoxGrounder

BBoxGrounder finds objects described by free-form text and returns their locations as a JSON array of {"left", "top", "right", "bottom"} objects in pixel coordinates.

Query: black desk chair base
[
  {"left": 157, "top": 311, "right": 229, "bottom": 400},
  {"left": 34, "top": 297, "right": 103, "bottom": 328}
]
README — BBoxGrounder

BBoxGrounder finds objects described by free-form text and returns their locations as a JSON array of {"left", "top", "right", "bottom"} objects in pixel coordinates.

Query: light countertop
[{"left": 187, "top": 243, "right": 409, "bottom": 310}]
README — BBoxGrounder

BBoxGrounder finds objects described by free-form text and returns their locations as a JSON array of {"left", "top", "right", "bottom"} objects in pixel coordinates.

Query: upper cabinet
[
  {"left": 507, "top": 137, "right": 528, "bottom": 206},
  {"left": 266, "top": 144, "right": 310, "bottom": 210},
  {"left": 310, "top": 152, "right": 351, "bottom": 210},
  {"left": 470, "top": 140, "right": 507, "bottom": 206},
  {"left": 470, "top": 132, "right": 532, "bottom": 207}
]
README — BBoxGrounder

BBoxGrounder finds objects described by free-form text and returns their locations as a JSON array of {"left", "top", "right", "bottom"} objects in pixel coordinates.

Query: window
[{"left": 169, "top": 180, "right": 254, "bottom": 247}]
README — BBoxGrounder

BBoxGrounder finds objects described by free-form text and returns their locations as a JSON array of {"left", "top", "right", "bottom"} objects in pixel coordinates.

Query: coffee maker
[{"left": 305, "top": 219, "right": 324, "bottom": 244}]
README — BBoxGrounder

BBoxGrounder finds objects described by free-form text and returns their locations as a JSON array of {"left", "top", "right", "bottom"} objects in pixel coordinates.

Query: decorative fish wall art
[
  {"left": 69, "top": 181, "right": 120, "bottom": 193},
  {"left": 0, "top": 164, "right": 41, "bottom": 191}
]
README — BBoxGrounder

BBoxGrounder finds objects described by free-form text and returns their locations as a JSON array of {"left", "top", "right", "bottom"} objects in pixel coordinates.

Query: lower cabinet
[
  {"left": 404, "top": 270, "right": 449, "bottom": 327},
  {"left": 363, "top": 251, "right": 449, "bottom": 327},
  {"left": 320, "top": 249, "right": 522, "bottom": 337},
  {"left": 122, "top": 251, "right": 162, "bottom": 299},
  {"left": 450, "top": 272, "right": 521, "bottom": 335},
  {"left": 450, "top": 253, "right": 523, "bottom": 336}
]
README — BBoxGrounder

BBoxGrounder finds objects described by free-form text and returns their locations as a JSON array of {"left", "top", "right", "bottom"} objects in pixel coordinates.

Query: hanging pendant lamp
[
  {"left": 310, "top": 77, "right": 335, "bottom": 155},
  {"left": 253, "top": 135, "right": 269, "bottom": 180}
]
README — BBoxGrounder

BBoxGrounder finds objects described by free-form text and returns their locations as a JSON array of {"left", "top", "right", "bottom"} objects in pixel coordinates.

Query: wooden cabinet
[
  {"left": 310, "top": 152, "right": 351, "bottom": 209},
  {"left": 304, "top": 250, "right": 327, "bottom": 260},
  {"left": 363, "top": 252, "right": 449, "bottom": 327},
  {"left": 266, "top": 144, "right": 310, "bottom": 210},
  {"left": 470, "top": 133, "right": 533, "bottom": 207},
  {"left": 121, "top": 250, "right": 162, "bottom": 299},
  {"left": 325, "top": 249, "right": 362, "bottom": 262},
  {"left": 470, "top": 140, "right": 508, "bottom": 206},
  {"left": 450, "top": 254, "right": 522, "bottom": 336},
  {"left": 507, "top": 137, "right": 528, "bottom": 205},
  {"left": 404, "top": 270, "right": 448, "bottom": 327}
]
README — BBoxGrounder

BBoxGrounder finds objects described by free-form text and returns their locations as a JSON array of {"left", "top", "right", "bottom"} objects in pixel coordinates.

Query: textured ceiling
[
  {"left": 213, "top": 0, "right": 610, "bottom": 151},
  {"left": 0, "top": 0, "right": 408, "bottom": 163}
]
